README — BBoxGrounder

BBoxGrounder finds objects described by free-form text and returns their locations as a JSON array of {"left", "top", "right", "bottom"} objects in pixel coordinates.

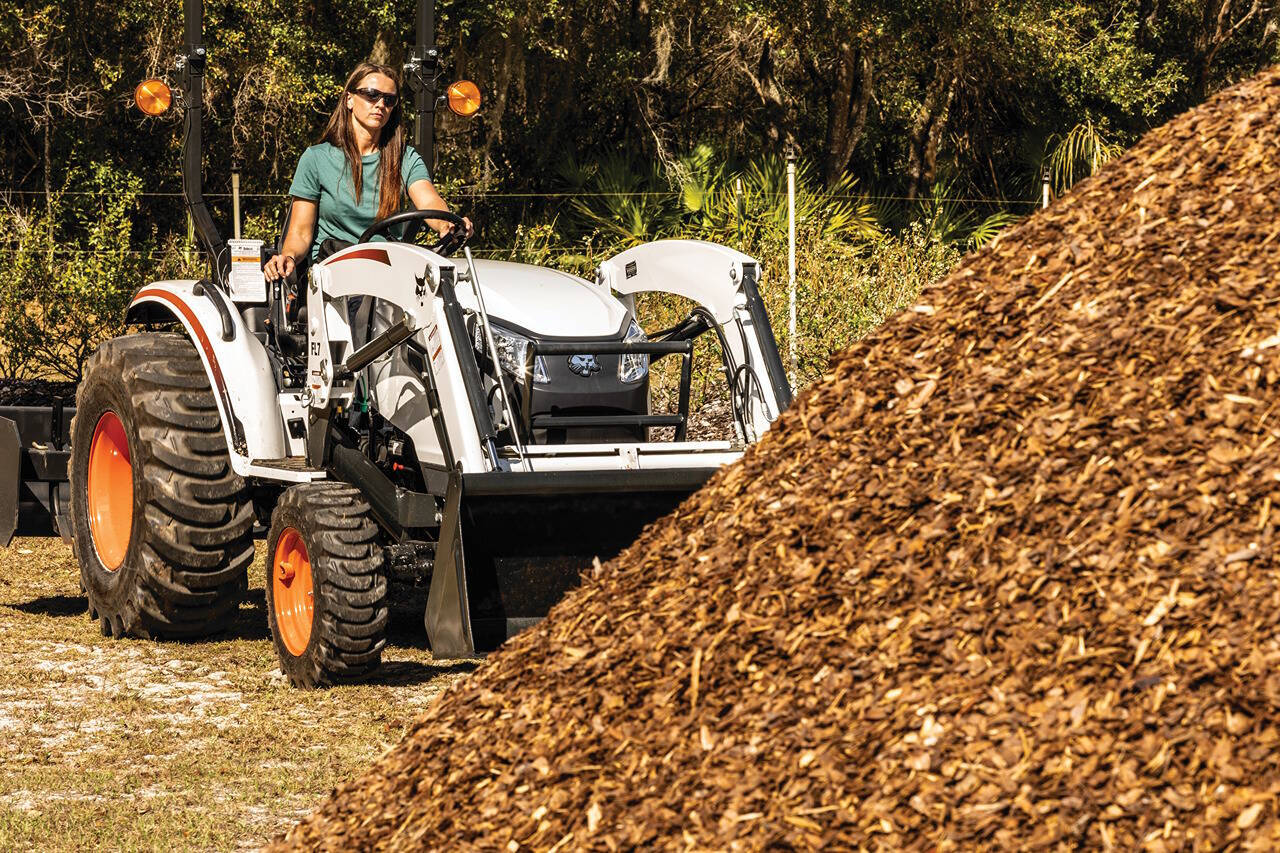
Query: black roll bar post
[
  {"left": 180, "top": 0, "right": 229, "bottom": 286},
  {"left": 405, "top": 0, "right": 440, "bottom": 172}
]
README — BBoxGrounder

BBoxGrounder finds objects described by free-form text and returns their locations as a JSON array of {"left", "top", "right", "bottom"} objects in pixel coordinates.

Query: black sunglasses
[{"left": 351, "top": 87, "right": 399, "bottom": 108}]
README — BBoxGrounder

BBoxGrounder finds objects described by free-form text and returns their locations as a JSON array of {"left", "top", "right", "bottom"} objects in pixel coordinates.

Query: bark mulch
[
  {"left": 0, "top": 378, "right": 77, "bottom": 407},
  {"left": 275, "top": 67, "right": 1280, "bottom": 851}
]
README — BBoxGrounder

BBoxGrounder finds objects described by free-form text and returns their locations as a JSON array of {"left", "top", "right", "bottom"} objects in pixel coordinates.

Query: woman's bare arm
[
  {"left": 407, "top": 180, "right": 473, "bottom": 237},
  {"left": 264, "top": 198, "right": 318, "bottom": 281}
]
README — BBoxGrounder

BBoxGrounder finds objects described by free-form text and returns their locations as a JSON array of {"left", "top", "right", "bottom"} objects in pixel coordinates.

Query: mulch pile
[
  {"left": 277, "top": 68, "right": 1280, "bottom": 850},
  {"left": 0, "top": 378, "right": 77, "bottom": 406}
]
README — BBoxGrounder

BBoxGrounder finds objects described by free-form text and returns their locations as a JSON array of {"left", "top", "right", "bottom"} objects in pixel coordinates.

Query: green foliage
[
  {"left": 0, "top": 162, "right": 147, "bottom": 380},
  {"left": 558, "top": 146, "right": 880, "bottom": 250},
  {"left": 774, "top": 223, "right": 961, "bottom": 385},
  {"left": 559, "top": 155, "right": 673, "bottom": 246},
  {"left": 878, "top": 176, "right": 1026, "bottom": 251},
  {"left": 682, "top": 149, "right": 881, "bottom": 244},
  {"left": 969, "top": 212, "right": 1024, "bottom": 250},
  {"left": 1048, "top": 119, "right": 1126, "bottom": 193}
]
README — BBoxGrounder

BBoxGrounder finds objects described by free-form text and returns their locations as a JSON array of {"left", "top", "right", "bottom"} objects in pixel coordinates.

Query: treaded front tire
[
  {"left": 70, "top": 333, "right": 255, "bottom": 639},
  {"left": 265, "top": 483, "right": 388, "bottom": 688}
]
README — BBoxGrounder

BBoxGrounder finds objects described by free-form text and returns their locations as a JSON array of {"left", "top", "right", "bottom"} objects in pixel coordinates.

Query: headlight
[
  {"left": 619, "top": 319, "right": 649, "bottom": 384},
  {"left": 478, "top": 321, "right": 550, "bottom": 384}
]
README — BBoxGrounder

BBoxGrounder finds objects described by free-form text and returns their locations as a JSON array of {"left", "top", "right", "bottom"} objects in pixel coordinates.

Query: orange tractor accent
[
  {"left": 86, "top": 411, "right": 132, "bottom": 570},
  {"left": 272, "top": 528, "right": 314, "bottom": 655}
]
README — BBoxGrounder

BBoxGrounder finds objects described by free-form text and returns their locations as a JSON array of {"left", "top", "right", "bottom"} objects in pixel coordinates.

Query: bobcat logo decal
[{"left": 567, "top": 354, "right": 601, "bottom": 377}]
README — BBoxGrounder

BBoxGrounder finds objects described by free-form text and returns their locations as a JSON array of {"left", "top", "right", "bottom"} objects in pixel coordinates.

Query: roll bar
[
  {"left": 181, "top": 0, "right": 228, "bottom": 285},
  {"left": 405, "top": 0, "right": 439, "bottom": 173},
  {"left": 176, "top": 0, "right": 442, "bottom": 285}
]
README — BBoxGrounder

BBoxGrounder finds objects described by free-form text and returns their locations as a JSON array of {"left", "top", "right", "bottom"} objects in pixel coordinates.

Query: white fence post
[
  {"left": 786, "top": 147, "right": 797, "bottom": 391},
  {"left": 735, "top": 177, "right": 745, "bottom": 250},
  {"left": 231, "top": 165, "right": 242, "bottom": 240}
]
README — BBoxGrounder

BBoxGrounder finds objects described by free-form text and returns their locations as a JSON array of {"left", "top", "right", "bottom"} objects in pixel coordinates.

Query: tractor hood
[{"left": 460, "top": 259, "right": 628, "bottom": 339}]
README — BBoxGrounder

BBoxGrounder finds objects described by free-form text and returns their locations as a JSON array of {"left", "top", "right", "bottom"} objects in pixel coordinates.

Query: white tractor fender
[{"left": 126, "top": 280, "right": 290, "bottom": 476}]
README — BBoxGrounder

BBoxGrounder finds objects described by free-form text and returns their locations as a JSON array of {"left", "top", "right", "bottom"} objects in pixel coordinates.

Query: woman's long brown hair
[{"left": 320, "top": 62, "right": 406, "bottom": 221}]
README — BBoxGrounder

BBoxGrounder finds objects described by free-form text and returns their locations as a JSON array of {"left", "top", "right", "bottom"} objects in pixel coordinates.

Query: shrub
[{"left": 0, "top": 162, "right": 147, "bottom": 380}]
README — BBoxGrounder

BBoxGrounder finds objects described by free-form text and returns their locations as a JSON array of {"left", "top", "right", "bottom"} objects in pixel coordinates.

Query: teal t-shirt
[{"left": 288, "top": 142, "right": 432, "bottom": 259}]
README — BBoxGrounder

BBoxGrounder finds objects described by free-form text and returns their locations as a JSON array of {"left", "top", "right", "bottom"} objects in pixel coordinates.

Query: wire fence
[
  {"left": 0, "top": 188, "right": 1043, "bottom": 204},
  {"left": 0, "top": 185, "right": 1038, "bottom": 260}
]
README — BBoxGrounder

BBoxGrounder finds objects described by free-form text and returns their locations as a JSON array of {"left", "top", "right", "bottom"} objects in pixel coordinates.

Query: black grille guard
[{"left": 520, "top": 339, "right": 693, "bottom": 442}]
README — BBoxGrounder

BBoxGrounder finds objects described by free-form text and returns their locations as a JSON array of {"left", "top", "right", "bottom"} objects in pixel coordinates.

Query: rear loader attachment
[
  {"left": 425, "top": 466, "right": 715, "bottom": 657},
  {"left": 0, "top": 404, "right": 73, "bottom": 547}
]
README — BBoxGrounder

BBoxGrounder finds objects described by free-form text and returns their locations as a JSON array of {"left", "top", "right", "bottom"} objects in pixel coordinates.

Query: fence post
[
  {"left": 735, "top": 177, "right": 745, "bottom": 250},
  {"left": 231, "top": 163, "right": 242, "bottom": 240},
  {"left": 786, "top": 145, "right": 797, "bottom": 391}
]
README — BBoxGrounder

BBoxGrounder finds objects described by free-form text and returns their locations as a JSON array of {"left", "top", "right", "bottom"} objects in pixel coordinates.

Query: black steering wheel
[{"left": 358, "top": 209, "right": 471, "bottom": 256}]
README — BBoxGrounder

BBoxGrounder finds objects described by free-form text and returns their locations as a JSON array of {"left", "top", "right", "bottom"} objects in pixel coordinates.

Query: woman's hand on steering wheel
[
  {"left": 436, "top": 216, "right": 473, "bottom": 240},
  {"left": 358, "top": 209, "right": 473, "bottom": 257},
  {"left": 431, "top": 216, "right": 473, "bottom": 255}
]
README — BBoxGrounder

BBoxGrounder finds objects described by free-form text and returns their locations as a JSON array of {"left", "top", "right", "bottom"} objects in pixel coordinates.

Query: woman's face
[{"left": 346, "top": 72, "right": 398, "bottom": 135}]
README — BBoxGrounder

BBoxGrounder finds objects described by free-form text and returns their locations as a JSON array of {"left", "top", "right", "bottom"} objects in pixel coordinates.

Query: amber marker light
[
  {"left": 446, "top": 80, "right": 482, "bottom": 117},
  {"left": 134, "top": 79, "right": 172, "bottom": 116}
]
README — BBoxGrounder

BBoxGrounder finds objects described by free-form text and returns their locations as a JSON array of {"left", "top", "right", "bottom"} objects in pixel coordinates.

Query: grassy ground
[{"left": 0, "top": 537, "right": 472, "bottom": 851}]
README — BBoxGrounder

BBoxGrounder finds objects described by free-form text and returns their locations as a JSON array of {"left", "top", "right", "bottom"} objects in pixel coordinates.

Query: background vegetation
[{"left": 0, "top": 0, "right": 1276, "bottom": 379}]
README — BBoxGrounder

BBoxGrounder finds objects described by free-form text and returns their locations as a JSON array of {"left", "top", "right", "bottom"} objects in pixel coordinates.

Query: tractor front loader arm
[
  {"left": 304, "top": 243, "right": 494, "bottom": 475},
  {"left": 598, "top": 240, "right": 793, "bottom": 440}
]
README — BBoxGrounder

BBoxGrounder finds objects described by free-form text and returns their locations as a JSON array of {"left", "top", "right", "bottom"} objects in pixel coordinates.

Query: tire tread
[{"left": 71, "top": 332, "right": 253, "bottom": 640}]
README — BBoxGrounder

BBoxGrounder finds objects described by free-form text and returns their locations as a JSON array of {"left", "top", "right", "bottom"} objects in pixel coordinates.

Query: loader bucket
[{"left": 425, "top": 468, "right": 716, "bottom": 657}]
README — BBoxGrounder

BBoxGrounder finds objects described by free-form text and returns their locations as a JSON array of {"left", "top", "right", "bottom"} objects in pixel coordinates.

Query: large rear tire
[
  {"left": 265, "top": 483, "right": 388, "bottom": 688},
  {"left": 70, "top": 333, "right": 255, "bottom": 639}
]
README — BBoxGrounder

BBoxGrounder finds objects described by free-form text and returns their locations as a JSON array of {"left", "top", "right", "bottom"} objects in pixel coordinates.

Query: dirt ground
[{"left": 0, "top": 537, "right": 472, "bottom": 851}]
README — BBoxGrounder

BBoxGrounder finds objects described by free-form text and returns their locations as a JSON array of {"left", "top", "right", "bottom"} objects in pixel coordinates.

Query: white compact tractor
[{"left": 0, "top": 0, "right": 791, "bottom": 686}]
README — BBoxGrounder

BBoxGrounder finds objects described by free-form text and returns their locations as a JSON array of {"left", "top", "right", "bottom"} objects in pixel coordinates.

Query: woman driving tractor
[{"left": 264, "top": 61, "right": 472, "bottom": 282}]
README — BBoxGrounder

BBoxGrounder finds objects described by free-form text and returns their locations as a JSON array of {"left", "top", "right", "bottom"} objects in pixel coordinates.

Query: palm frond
[
  {"left": 1047, "top": 119, "right": 1124, "bottom": 193},
  {"left": 969, "top": 211, "right": 1023, "bottom": 249}
]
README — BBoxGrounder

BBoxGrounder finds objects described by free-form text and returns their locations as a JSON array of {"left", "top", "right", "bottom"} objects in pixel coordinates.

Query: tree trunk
[
  {"left": 42, "top": 119, "right": 51, "bottom": 208},
  {"left": 369, "top": 29, "right": 400, "bottom": 67},
  {"left": 905, "top": 70, "right": 957, "bottom": 202},
  {"left": 1193, "top": 0, "right": 1223, "bottom": 99},
  {"left": 480, "top": 22, "right": 523, "bottom": 188},
  {"left": 755, "top": 39, "right": 787, "bottom": 146},
  {"left": 822, "top": 45, "right": 873, "bottom": 186},
  {"left": 1192, "top": 0, "right": 1267, "bottom": 100}
]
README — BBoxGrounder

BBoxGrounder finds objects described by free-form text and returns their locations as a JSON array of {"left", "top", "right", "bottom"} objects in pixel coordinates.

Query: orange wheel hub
[
  {"left": 273, "top": 528, "right": 314, "bottom": 656},
  {"left": 87, "top": 411, "right": 133, "bottom": 570}
]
